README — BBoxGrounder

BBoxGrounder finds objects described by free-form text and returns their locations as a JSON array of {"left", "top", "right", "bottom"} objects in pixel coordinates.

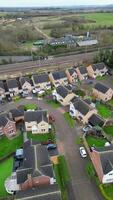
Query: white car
[
  {"left": 82, "top": 125, "right": 92, "bottom": 133},
  {"left": 79, "top": 147, "right": 87, "bottom": 158}
]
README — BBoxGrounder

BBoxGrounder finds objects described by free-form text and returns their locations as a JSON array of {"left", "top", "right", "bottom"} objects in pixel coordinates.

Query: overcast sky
[{"left": 0, "top": 0, "right": 113, "bottom": 7}]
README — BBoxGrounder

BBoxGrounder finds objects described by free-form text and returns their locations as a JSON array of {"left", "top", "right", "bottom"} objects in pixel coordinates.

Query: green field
[
  {"left": 0, "top": 134, "right": 23, "bottom": 160},
  {"left": 96, "top": 104, "right": 112, "bottom": 119},
  {"left": 0, "top": 157, "right": 13, "bottom": 197}
]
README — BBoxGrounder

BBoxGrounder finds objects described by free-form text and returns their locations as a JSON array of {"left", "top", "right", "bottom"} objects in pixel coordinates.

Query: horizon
[{"left": 0, "top": 0, "right": 113, "bottom": 8}]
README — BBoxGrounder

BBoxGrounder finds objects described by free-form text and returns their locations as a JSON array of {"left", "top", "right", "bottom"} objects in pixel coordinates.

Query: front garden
[
  {"left": 96, "top": 103, "right": 112, "bottom": 119},
  {"left": 103, "top": 126, "right": 113, "bottom": 137},
  {"left": 24, "top": 103, "right": 38, "bottom": 110},
  {"left": 86, "top": 135, "right": 107, "bottom": 148},
  {"left": 0, "top": 157, "right": 13, "bottom": 198},
  {"left": 63, "top": 112, "right": 75, "bottom": 128},
  {"left": 0, "top": 134, "right": 23, "bottom": 161}
]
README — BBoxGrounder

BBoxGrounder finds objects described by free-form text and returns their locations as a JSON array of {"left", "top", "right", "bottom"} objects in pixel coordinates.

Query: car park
[{"left": 79, "top": 147, "right": 87, "bottom": 158}]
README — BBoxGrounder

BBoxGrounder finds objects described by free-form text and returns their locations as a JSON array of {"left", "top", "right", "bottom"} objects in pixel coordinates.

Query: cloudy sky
[{"left": 0, "top": 0, "right": 112, "bottom": 7}]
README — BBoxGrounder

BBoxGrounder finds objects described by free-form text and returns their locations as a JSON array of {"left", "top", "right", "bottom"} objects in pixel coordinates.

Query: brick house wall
[{"left": 3, "top": 120, "right": 16, "bottom": 138}]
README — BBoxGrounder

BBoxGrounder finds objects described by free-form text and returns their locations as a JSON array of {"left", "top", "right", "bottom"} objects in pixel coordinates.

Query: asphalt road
[
  {"left": 0, "top": 99, "right": 103, "bottom": 200},
  {"left": 0, "top": 51, "right": 97, "bottom": 75}
]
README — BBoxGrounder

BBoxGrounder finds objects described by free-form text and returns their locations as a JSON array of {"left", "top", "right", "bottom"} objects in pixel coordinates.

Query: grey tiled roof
[
  {"left": 0, "top": 81, "right": 4, "bottom": 90},
  {"left": 0, "top": 116, "right": 9, "bottom": 127},
  {"left": 24, "top": 110, "right": 48, "bottom": 123},
  {"left": 92, "top": 62, "right": 107, "bottom": 71},
  {"left": 79, "top": 66, "right": 87, "bottom": 74},
  {"left": 9, "top": 109, "right": 24, "bottom": 118},
  {"left": 7, "top": 79, "right": 19, "bottom": 89},
  {"left": 88, "top": 114, "right": 104, "bottom": 127},
  {"left": 19, "top": 77, "right": 33, "bottom": 86},
  {"left": 52, "top": 70, "right": 67, "bottom": 80},
  {"left": 94, "top": 83, "right": 109, "bottom": 93},
  {"left": 56, "top": 85, "right": 69, "bottom": 98},
  {"left": 73, "top": 99, "right": 90, "bottom": 115},
  {"left": 32, "top": 73, "right": 49, "bottom": 84},
  {"left": 68, "top": 68, "right": 76, "bottom": 75}
]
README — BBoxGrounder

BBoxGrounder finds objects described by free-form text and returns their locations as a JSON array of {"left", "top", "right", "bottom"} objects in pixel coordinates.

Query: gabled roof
[
  {"left": 0, "top": 116, "right": 8, "bottom": 127},
  {"left": 52, "top": 70, "right": 67, "bottom": 80},
  {"left": 68, "top": 68, "right": 76, "bottom": 76},
  {"left": 19, "top": 77, "right": 33, "bottom": 86},
  {"left": 16, "top": 140, "right": 54, "bottom": 184},
  {"left": 24, "top": 110, "right": 48, "bottom": 123},
  {"left": 72, "top": 99, "right": 90, "bottom": 115},
  {"left": 9, "top": 109, "right": 24, "bottom": 118},
  {"left": 0, "top": 81, "right": 5, "bottom": 90},
  {"left": 94, "top": 83, "right": 110, "bottom": 93},
  {"left": 56, "top": 85, "right": 69, "bottom": 98},
  {"left": 88, "top": 114, "right": 104, "bottom": 127},
  {"left": 91, "top": 62, "right": 107, "bottom": 71},
  {"left": 7, "top": 79, "right": 19, "bottom": 89},
  {"left": 79, "top": 66, "right": 87, "bottom": 74},
  {"left": 94, "top": 146, "right": 113, "bottom": 175},
  {"left": 32, "top": 73, "right": 49, "bottom": 84}
]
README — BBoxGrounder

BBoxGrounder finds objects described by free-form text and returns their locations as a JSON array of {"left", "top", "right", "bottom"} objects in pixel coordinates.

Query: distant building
[
  {"left": 0, "top": 81, "right": 5, "bottom": 100},
  {"left": 7, "top": 79, "right": 19, "bottom": 97},
  {"left": 19, "top": 77, "right": 33, "bottom": 94},
  {"left": 32, "top": 73, "right": 51, "bottom": 92},
  {"left": 66, "top": 68, "right": 78, "bottom": 83}
]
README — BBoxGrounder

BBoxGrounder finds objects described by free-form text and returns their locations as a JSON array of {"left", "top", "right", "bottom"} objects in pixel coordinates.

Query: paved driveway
[{"left": 0, "top": 99, "right": 103, "bottom": 200}]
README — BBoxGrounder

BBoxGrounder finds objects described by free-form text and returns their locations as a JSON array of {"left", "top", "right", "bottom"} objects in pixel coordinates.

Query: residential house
[
  {"left": 88, "top": 114, "right": 104, "bottom": 127},
  {"left": 9, "top": 109, "right": 24, "bottom": 122},
  {"left": 76, "top": 66, "right": 88, "bottom": 80},
  {"left": 87, "top": 62, "right": 108, "bottom": 78},
  {"left": 5, "top": 140, "right": 61, "bottom": 200},
  {"left": 0, "top": 81, "right": 5, "bottom": 100},
  {"left": 49, "top": 70, "right": 68, "bottom": 87},
  {"left": 0, "top": 115, "right": 16, "bottom": 138},
  {"left": 7, "top": 79, "right": 19, "bottom": 97},
  {"left": 53, "top": 85, "right": 76, "bottom": 106},
  {"left": 93, "top": 83, "right": 113, "bottom": 102},
  {"left": 19, "top": 77, "right": 33, "bottom": 95},
  {"left": 89, "top": 146, "right": 113, "bottom": 184},
  {"left": 24, "top": 110, "right": 49, "bottom": 134},
  {"left": 70, "top": 98, "right": 97, "bottom": 124},
  {"left": 32, "top": 73, "right": 51, "bottom": 92},
  {"left": 66, "top": 68, "right": 78, "bottom": 83}
]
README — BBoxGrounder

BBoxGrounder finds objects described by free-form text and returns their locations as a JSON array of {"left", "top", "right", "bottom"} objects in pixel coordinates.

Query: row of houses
[
  {"left": 0, "top": 62, "right": 108, "bottom": 99},
  {"left": 0, "top": 109, "right": 50, "bottom": 138}
]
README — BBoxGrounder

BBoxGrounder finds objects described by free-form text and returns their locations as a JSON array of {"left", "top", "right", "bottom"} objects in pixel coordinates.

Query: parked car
[
  {"left": 41, "top": 140, "right": 54, "bottom": 145},
  {"left": 82, "top": 125, "right": 92, "bottom": 133},
  {"left": 47, "top": 143, "right": 57, "bottom": 150},
  {"left": 79, "top": 147, "right": 87, "bottom": 158},
  {"left": 49, "top": 114, "right": 55, "bottom": 123}
]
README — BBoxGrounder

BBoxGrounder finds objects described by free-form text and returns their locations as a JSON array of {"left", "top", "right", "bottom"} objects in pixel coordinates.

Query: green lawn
[
  {"left": 86, "top": 135, "right": 107, "bottom": 148},
  {"left": 103, "top": 126, "right": 113, "bottom": 137},
  {"left": 96, "top": 76, "right": 107, "bottom": 81},
  {"left": 46, "top": 99, "right": 60, "bottom": 108},
  {"left": 96, "top": 104, "right": 112, "bottom": 119},
  {"left": 0, "top": 157, "right": 13, "bottom": 197},
  {"left": 63, "top": 112, "right": 75, "bottom": 128},
  {"left": 53, "top": 155, "right": 70, "bottom": 200},
  {"left": 108, "top": 99, "right": 113, "bottom": 106},
  {"left": 24, "top": 103, "right": 38, "bottom": 110},
  {"left": 27, "top": 131, "right": 55, "bottom": 142},
  {"left": 0, "top": 134, "right": 23, "bottom": 160},
  {"left": 100, "top": 184, "right": 113, "bottom": 200}
]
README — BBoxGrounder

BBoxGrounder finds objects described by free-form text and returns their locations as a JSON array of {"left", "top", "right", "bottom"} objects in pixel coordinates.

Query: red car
[{"left": 49, "top": 114, "right": 55, "bottom": 123}]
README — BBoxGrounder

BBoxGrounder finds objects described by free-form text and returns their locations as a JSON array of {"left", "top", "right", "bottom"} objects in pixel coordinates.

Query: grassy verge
[
  {"left": 53, "top": 155, "right": 70, "bottom": 200},
  {"left": 12, "top": 95, "right": 21, "bottom": 102},
  {"left": 103, "top": 126, "right": 113, "bottom": 137},
  {"left": 24, "top": 103, "right": 38, "bottom": 110},
  {"left": 63, "top": 112, "right": 75, "bottom": 128},
  {"left": 96, "top": 104, "right": 112, "bottom": 119},
  {"left": 46, "top": 99, "right": 60, "bottom": 108},
  {"left": 0, "top": 157, "right": 13, "bottom": 198},
  {"left": 99, "top": 184, "right": 113, "bottom": 200},
  {"left": 86, "top": 135, "right": 107, "bottom": 148},
  {"left": 0, "top": 134, "right": 23, "bottom": 161}
]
